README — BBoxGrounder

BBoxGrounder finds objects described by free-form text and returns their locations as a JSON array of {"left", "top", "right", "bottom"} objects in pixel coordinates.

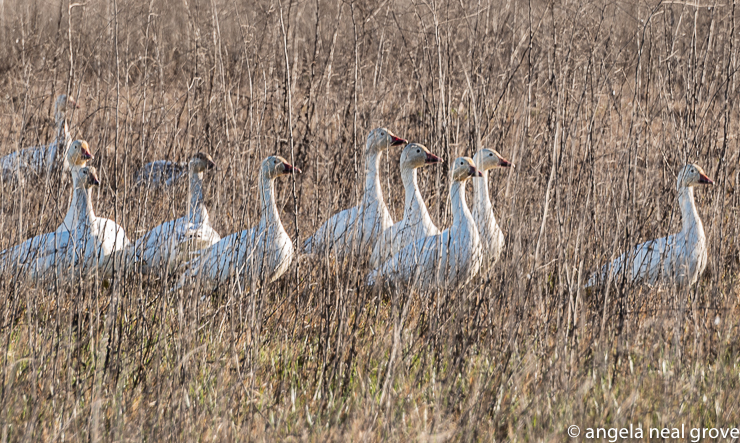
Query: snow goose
[
  {"left": 367, "top": 157, "right": 483, "bottom": 292},
  {"left": 586, "top": 164, "right": 713, "bottom": 288},
  {"left": 370, "top": 143, "right": 442, "bottom": 268},
  {"left": 178, "top": 156, "right": 300, "bottom": 292},
  {"left": 54, "top": 140, "right": 94, "bottom": 234},
  {"left": 1, "top": 94, "right": 78, "bottom": 182},
  {"left": 303, "top": 127, "right": 407, "bottom": 261},
  {"left": 55, "top": 164, "right": 130, "bottom": 278},
  {"left": 0, "top": 166, "right": 100, "bottom": 283},
  {"left": 132, "top": 153, "right": 220, "bottom": 273},
  {"left": 471, "top": 148, "right": 513, "bottom": 271},
  {"left": 0, "top": 143, "right": 92, "bottom": 274}
]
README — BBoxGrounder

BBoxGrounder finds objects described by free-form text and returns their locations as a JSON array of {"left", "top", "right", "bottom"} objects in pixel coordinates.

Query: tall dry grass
[{"left": 0, "top": 0, "right": 739, "bottom": 440}]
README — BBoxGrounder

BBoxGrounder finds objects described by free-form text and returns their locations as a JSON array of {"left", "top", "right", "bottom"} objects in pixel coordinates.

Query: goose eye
[{"left": 416, "top": 149, "right": 420, "bottom": 153}]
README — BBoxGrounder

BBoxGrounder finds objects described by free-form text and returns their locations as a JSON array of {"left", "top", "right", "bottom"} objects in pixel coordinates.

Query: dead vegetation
[{"left": 0, "top": 0, "right": 739, "bottom": 440}]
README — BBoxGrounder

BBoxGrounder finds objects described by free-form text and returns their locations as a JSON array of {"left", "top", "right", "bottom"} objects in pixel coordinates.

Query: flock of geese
[{"left": 0, "top": 95, "right": 716, "bottom": 293}]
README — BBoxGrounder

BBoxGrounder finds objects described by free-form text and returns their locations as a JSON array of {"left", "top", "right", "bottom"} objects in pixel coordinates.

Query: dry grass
[{"left": 0, "top": 0, "right": 740, "bottom": 440}]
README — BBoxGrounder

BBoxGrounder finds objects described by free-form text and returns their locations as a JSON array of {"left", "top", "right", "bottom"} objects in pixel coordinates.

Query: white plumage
[
  {"left": 178, "top": 156, "right": 300, "bottom": 292},
  {"left": 1, "top": 94, "right": 78, "bottom": 182},
  {"left": 471, "top": 148, "right": 513, "bottom": 272},
  {"left": 303, "top": 128, "right": 407, "bottom": 261},
  {"left": 1, "top": 166, "right": 128, "bottom": 283},
  {"left": 131, "top": 153, "right": 221, "bottom": 273},
  {"left": 370, "top": 143, "right": 442, "bottom": 269},
  {"left": 586, "top": 164, "right": 713, "bottom": 288},
  {"left": 367, "top": 157, "right": 483, "bottom": 292}
]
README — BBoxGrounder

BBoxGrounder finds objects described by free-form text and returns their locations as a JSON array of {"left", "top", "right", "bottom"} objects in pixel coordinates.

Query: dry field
[{"left": 0, "top": 0, "right": 740, "bottom": 440}]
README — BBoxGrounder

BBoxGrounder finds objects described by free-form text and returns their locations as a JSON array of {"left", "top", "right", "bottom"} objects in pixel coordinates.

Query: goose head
[
  {"left": 452, "top": 157, "right": 482, "bottom": 182},
  {"left": 67, "top": 140, "right": 94, "bottom": 167},
  {"left": 74, "top": 166, "right": 100, "bottom": 189},
  {"left": 400, "top": 143, "right": 442, "bottom": 170},
  {"left": 677, "top": 164, "right": 714, "bottom": 191},
  {"left": 54, "top": 94, "right": 79, "bottom": 123},
  {"left": 190, "top": 152, "right": 217, "bottom": 173},
  {"left": 475, "top": 148, "right": 513, "bottom": 171},
  {"left": 262, "top": 155, "right": 301, "bottom": 180},
  {"left": 365, "top": 128, "right": 407, "bottom": 155}
]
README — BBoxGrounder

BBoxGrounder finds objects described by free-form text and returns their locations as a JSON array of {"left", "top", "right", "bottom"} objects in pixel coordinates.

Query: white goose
[
  {"left": 132, "top": 153, "right": 220, "bottom": 273},
  {"left": 586, "top": 164, "right": 713, "bottom": 288},
  {"left": 178, "top": 156, "right": 300, "bottom": 292},
  {"left": 55, "top": 140, "right": 94, "bottom": 234},
  {"left": 369, "top": 143, "right": 442, "bottom": 268},
  {"left": 471, "top": 148, "right": 513, "bottom": 271},
  {"left": 0, "top": 141, "right": 92, "bottom": 273},
  {"left": 303, "top": 127, "right": 406, "bottom": 261},
  {"left": 1, "top": 167, "right": 104, "bottom": 283},
  {"left": 1, "top": 94, "right": 78, "bottom": 182},
  {"left": 367, "top": 157, "right": 483, "bottom": 292}
]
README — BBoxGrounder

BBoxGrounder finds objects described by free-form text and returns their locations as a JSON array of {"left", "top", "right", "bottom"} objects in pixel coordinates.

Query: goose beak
[
  {"left": 499, "top": 156, "right": 513, "bottom": 168},
  {"left": 283, "top": 162, "right": 301, "bottom": 174},
  {"left": 390, "top": 134, "right": 407, "bottom": 147},
  {"left": 81, "top": 147, "right": 93, "bottom": 160},
  {"left": 68, "top": 97, "right": 79, "bottom": 109},
  {"left": 698, "top": 173, "right": 714, "bottom": 185},
  {"left": 90, "top": 173, "right": 100, "bottom": 187},
  {"left": 425, "top": 152, "right": 442, "bottom": 164},
  {"left": 207, "top": 160, "right": 217, "bottom": 170},
  {"left": 470, "top": 165, "right": 483, "bottom": 177}
]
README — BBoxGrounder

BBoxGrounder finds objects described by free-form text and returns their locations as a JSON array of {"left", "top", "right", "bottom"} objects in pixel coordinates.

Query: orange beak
[
  {"left": 81, "top": 146, "right": 93, "bottom": 160},
  {"left": 89, "top": 172, "right": 100, "bottom": 186},
  {"left": 470, "top": 165, "right": 483, "bottom": 177},
  {"left": 698, "top": 172, "right": 714, "bottom": 185},
  {"left": 68, "top": 97, "right": 79, "bottom": 109}
]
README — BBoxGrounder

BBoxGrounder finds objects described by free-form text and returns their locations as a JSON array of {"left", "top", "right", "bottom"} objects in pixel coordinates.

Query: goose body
[
  {"left": 370, "top": 143, "right": 442, "bottom": 269},
  {"left": 303, "top": 128, "right": 406, "bottom": 261},
  {"left": 133, "top": 153, "right": 220, "bottom": 273},
  {"left": 1, "top": 95, "right": 77, "bottom": 182},
  {"left": 179, "top": 156, "right": 299, "bottom": 292},
  {"left": 368, "top": 157, "right": 483, "bottom": 292},
  {"left": 586, "top": 164, "right": 713, "bottom": 288},
  {"left": 471, "top": 149, "right": 513, "bottom": 272},
  {"left": 134, "top": 160, "right": 187, "bottom": 189}
]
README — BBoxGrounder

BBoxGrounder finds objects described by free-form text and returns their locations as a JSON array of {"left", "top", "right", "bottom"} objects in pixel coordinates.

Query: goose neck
[
  {"left": 71, "top": 186, "right": 95, "bottom": 227},
  {"left": 259, "top": 172, "right": 280, "bottom": 227},
  {"left": 472, "top": 168, "right": 492, "bottom": 212},
  {"left": 678, "top": 186, "right": 702, "bottom": 234},
  {"left": 450, "top": 180, "right": 473, "bottom": 226},
  {"left": 188, "top": 169, "right": 207, "bottom": 224},
  {"left": 401, "top": 166, "right": 419, "bottom": 216},
  {"left": 364, "top": 151, "right": 383, "bottom": 204}
]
